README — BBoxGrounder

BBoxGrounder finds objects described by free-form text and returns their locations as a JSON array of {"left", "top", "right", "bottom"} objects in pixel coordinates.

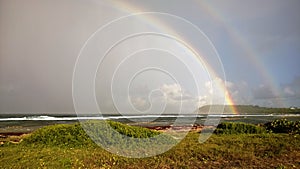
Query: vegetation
[
  {"left": 21, "top": 122, "right": 93, "bottom": 147},
  {"left": 20, "top": 120, "right": 176, "bottom": 157},
  {"left": 1, "top": 119, "right": 300, "bottom": 168},
  {"left": 264, "top": 119, "right": 300, "bottom": 134},
  {"left": 1, "top": 133, "right": 300, "bottom": 168},
  {"left": 22, "top": 120, "right": 170, "bottom": 148},
  {"left": 198, "top": 105, "right": 300, "bottom": 114},
  {"left": 214, "top": 122, "right": 267, "bottom": 134},
  {"left": 102, "top": 120, "right": 161, "bottom": 138}
]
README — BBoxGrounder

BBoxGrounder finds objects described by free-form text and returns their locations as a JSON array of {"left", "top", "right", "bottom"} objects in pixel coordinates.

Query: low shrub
[
  {"left": 22, "top": 120, "right": 175, "bottom": 149},
  {"left": 22, "top": 123, "right": 93, "bottom": 147},
  {"left": 108, "top": 120, "right": 161, "bottom": 138},
  {"left": 264, "top": 119, "right": 300, "bottom": 134},
  {"left": 214, "top": 122, "right": 267, "bottom": 134}
]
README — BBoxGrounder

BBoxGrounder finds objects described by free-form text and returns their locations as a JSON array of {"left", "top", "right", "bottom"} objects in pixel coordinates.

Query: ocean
[{"left": 1, "top": 113, "right": 300, "bottom": 134}]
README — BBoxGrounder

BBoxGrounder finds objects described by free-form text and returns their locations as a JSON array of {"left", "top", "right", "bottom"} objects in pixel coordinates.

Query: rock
[{"left": 0, "top": 134, "right": 7, "bottom": 138}]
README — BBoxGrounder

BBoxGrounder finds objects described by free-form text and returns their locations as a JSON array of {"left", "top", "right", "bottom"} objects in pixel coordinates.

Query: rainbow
[
  {"left": 197, "top": 2, "right": 284, "bottom": 107},
  {"left": 101, "top": 1, "right": 261, "bottom": 114}
]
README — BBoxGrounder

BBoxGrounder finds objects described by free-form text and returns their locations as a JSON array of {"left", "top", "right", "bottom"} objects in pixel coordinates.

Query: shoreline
[
  {"left": 144, "top": 124, "right": 203, "bottom": 132},
  {"left": 0, "top": 123, "right": 204, "bottom": 143},
  {"left": 0, "top": 124, "right": 203, "bottom": 145}
]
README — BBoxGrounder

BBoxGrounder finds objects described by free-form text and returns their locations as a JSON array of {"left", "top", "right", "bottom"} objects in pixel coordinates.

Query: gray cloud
[
  {"left": 281, "top": 77, "right": 300, "bottom": 99},
  {"left": 252, "top": 85, "right": 278, "bottom": 100},
  {"left": 250, "top": 77, "right": 300, "bottom": 107},
  {"left": 0, "top": 0, "right": 119, "bottom": 112},
  {"left": 226, "top": 81, "right": 252, "bottom": 105},
  {"left": 1, "top": 0, "right": 299, "bottom": 113}
]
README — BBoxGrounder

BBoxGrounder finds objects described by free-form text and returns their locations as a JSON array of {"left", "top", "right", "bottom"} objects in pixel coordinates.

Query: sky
[{"left": 0, "top": 0, "right": 300, "bottom": 114}]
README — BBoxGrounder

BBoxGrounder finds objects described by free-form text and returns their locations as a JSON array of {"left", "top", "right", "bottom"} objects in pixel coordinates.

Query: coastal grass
[
  {"left": 1, "top": 121, "right": 300, "bottom": 168},
  {"left": 20, "top": 120, "right": 175, "bottom": 158},
  {"left": 214, "top": 122, "right": 267, "bottom": 134}
]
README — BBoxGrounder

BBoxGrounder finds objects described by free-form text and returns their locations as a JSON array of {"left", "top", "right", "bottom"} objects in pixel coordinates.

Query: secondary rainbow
[{"left": 105, "top": 1, "right": 240, "bottom": 114}]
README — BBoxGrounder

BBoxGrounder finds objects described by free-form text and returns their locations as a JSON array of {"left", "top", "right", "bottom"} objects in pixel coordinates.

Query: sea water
[{"left": 1, "top": 113, "right": 300, "bottom": 134}]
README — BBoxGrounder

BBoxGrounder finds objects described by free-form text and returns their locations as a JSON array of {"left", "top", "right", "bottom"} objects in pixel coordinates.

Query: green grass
[
  {"left": 214, "top": 122, "right": 267, "bottom": 134},
  {"left": 1, "top": 120, "right": 300, "bottom": 168},
  {"left": 19, "top": 120, "right": 177, "bottom": 158},
  {"left": 264, "top": 119, "right": 300, "bottom": 134},
  {"left": 21, "top": 122, "right": 93, "bottom": 147},
  {"left": 21, "top": 120, "right": 164, "bottom": 147},
  {"left": 1, "top": 133, "right": 300, "bottom": 168}
]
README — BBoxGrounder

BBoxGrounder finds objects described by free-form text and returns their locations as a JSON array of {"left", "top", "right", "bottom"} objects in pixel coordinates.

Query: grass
[
  {"left": 264, "top": 119, "right": 300, "bottom": 134},
  {"left": 1, "top": 121, "right": 300, "bottom": 168},
  {"left": 21, "top": 120, "right": 168, "bottom": 146},
  {"left": 214, "top": 122, "right": 267, "bottom": 134},
  {"left": 19, "top": 120, "right": 176, "bottom": 158}
]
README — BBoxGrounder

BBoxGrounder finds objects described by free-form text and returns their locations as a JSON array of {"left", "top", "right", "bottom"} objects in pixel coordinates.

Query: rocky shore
[
  {"left": 0, "top": 123, "right": 204, "bottom": 145},
  {"left": 144, "top": 124, "right": 203, "bottom": 132}
]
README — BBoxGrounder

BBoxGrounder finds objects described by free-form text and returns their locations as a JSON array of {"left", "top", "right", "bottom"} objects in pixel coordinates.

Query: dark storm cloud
[
  {"left": 1, "top": 0, "right": 300, "bottom": 113},
  {"left": 0, "top": 0, "right": 117, "bottom": 112},
  {"left": 252, "top": 85, "right": 279, "bottom": 101}
]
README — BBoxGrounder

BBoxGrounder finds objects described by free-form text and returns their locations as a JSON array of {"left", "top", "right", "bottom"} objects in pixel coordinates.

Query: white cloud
[
  {"left": 283, "top": 77, "right": 300, "bottom": 97},
  {"left": 130, "top": 97, "right": 150, "bottom": 111},
  {"left": 160, "top": 84, "right": 183, "bottom": 100},
  {"left": 151, "top": 78, "right": 293, "bottom": 109},
  {"left": 283, "top": 87, "right": 295, "bottom": 96},
  {"left": 196, "top": 95, "right": 208, "bottom": 107},
  {"left": 252, "top": 84, "right": 278, "bottom": 99},
  {"left": 226, "top": 81, "right": 252, "bottom": 105},
  {"left": 118, "top": 78, "right": 263, "bottom": 113},
  {"left": 128, "top": 83, "right": 209, "bottom": 113},
  {"left": 249, "top": 77, "right": 300, "bottom": 107}
]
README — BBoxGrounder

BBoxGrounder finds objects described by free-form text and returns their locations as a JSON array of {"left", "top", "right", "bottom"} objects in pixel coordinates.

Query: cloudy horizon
[{"left": 1, "top": 0, "right": 300, "bottom": 114}]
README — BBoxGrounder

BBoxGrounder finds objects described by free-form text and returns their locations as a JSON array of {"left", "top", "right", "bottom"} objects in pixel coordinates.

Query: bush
[
  {"left": 81, "top": 121, "right": 176, "bottom": 152},
  {"left": 22, "top": 120, "right": 177, "bottom": 157},
  {"left": 264, "top": 119, "right": 300, "bottom": 134},
  {"left": 22, "top": 120, "right": 174, "bottom": 148},
  {"left": 214, "top": 122, "right": 267, "bottom": 134},
  {"left": 108, "top": 120, "right": 161, "bottom": 138},
  {"left": 22, "top": 123, "right": 93, "bottom": 147}
]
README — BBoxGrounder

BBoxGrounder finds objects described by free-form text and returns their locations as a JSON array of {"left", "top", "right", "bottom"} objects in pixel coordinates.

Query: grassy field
[{"left": 1, "top": 121, "right": 300, "bottom": 168}]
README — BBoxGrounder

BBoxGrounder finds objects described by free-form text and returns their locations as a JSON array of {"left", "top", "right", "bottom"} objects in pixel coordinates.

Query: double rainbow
[{"left": 98, "top": 1, "right": 282, "bottom": 114}]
